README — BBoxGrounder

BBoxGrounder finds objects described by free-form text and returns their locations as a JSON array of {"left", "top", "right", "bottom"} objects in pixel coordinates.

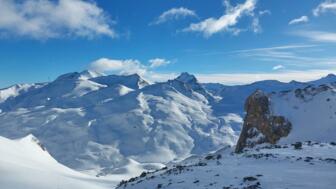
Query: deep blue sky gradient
[{"left": 0, "top": 0, "right": 335, "bottom": 87}]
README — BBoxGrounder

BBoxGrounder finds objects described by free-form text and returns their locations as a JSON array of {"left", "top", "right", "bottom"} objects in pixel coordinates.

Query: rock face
[{"left": 235, "top": 90, "right": 292, "bottom": 152}]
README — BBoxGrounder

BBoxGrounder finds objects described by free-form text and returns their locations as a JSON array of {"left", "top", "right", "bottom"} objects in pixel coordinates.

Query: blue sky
[{"left": 0, "top": 0, "right": 336, "bottom": 87}]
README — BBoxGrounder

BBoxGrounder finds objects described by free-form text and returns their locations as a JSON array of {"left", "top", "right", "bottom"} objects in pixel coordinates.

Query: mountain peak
[
  {"left": 126, "top": 73, "right": 142, "bottom": 80},
  {"left": 55, "top": 72, "right": 81, "bottom": 81},
  {"left": 54, "top": 70, "right": 104, "bottom": 82},
  {"left": 325, "top": 73, "right": 336, "bottom": 79},
  {"left": 79, "top": 70, "right": 105, "bottom": 80},
  {"left": 122, "top": 73, "right": 149, "bottom": 88},
  {"left": 91, "top": 73, "right": 149, "bottom": 89},
  {"left": 318, "top": 73, "right": 336, "bottom": 81},
  {"left": 309, "top": 73, "right": 336, "bottom": 86},
  {"left": 175, "top": 72, "right": 198, "bottom": 84},
  {"left": 19, "top": 134, "right": 47, "bottom": 151}
]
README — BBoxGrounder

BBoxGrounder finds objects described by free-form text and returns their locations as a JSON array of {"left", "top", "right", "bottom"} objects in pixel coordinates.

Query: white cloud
[
  {"left": 89, "top": 58, "right": 147, "bottom": 75},
  {"left": 149, "top": 58, "right": 171, "bottom": 68},
  {"left": 251, "top": 17, "right": 261, "bottom": 33},
  {"left": 272, "top": 65, "right": 285, "bottom": 70},
  {"left": 0, "top": 0, "right": 116, "bottom": 39},
  {"left": 183, "top": 0, "right": 258, "bottom": 37},
  {"left": 289, "top": 16, "right": 309, "bottom": 25},
  {"left": 231, "top": 44, "right": 317, "bottom": 62},
  {"left": 294, "top": 31, "right": 336, "bottom": 43},
  {"left": 313, "top": 0, "right": 336, "bottom": 16},
  {"left": 151, "top": 7, "right": 197, "bottom": 25},
  {"left": 259, "top": 10, "right": 271, "bottom": 16},
  {"left": 89, "top": 57, "right": 174, "bottom": 82}
]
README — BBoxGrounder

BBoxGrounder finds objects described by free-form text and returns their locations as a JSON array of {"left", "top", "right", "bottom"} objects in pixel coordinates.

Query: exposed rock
[
  {"left": 293, "top": 142, "right": 302, "bottom": 150},
  {"left": 243, "top": 176, "right": 258, "bottom": 182},
  {"left": 235, "top": 90, "right": 292, "bottom": 152}
]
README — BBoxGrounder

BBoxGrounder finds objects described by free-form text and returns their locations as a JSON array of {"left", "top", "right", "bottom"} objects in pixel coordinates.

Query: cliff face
[{"left": 235, "top": 90, "right": 292, "bottom": 153}]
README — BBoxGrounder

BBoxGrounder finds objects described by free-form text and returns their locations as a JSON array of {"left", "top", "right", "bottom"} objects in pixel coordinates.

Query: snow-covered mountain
[
  {"left": 204, "top": 78, "right": 313, "bottom": 115},
  {"left": 236, "top": 82, "right": 336, "bottom": 152},
  {"left": 271, "top": 83, "right": 336, "bottom": 143},
  {"left": 0, "top": 71, "right": 335, "bottom": 185},
  {"left": 0, "top": 71, "right": 238, "bottom": 177},
  {"left": 0, "top": 83, "right": 45, "bottom": 104},
  {"left": 115, "top": 75, "right": 336, "bottom": 189},
  {"left": 0, "top": 135, "right": 113, "bottom": 189}
]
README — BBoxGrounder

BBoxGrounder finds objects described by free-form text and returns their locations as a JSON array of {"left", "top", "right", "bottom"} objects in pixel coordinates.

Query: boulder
[{"left": 235, "top": 90, "right": 292, "bottom": 152}]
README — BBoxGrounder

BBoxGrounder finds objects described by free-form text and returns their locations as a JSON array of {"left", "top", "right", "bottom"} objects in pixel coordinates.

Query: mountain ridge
[{"left": 0, "top": 71, "right": 335, "bottom": 179}]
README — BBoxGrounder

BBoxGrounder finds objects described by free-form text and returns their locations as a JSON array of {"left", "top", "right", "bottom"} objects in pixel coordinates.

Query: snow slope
[
  {"left": 119, "top": 142, "right": 336, "bottom": 189},
  {"left": 204, "top": 79, "right": 308, "bottom": 115},
  {"left": 0, "top": 83, "right": 44, "bottom": 103},
  {"left": 203, "top": 74, "right": 336, "bottom": 117},
  {"left": 270, "top": 82, "right": 336, "bottom": 143},
  {"left": 0, "top": 72, "right": 238, "bottom": 177},
  {"left": 0, "top": 135, "right": 113, "bottom": 189}
]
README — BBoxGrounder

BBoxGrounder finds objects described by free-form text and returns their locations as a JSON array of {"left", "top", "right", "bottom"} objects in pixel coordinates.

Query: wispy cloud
[
  {"left": 184, "top": 44, "right": 336, "bottom": 70},
  {"left": 186, "top": 44, "right": 317, "bottom": 57},
  {"left": 289, "top": 16, "right": 309, "bottom": 25},
  {"left": 272, "top": 65, "right": 285, "bottom": 70},
  {"left": 233, "top": 44, "right": 336, "bottom": 68},
  {"left": 149, "top": 58, "right": 171, "bottom": 68},
  {"left": 183, "top": 0, "right": 258, "bottom": 37},
  {"left": 151, "top": 7, "right": 197, "bottom": 25},
  {"left": 233, "top": 46, "right": 310, "bottom": 63},
  {"left": 294, "top": 31, "right": 336, "bottom": 43},
  {"left": 251, "top": 17, "right": 262, "bottom": 33},
  {"left": 259, "top": 10, "right": 271, "bottom": 16},
  {"left": 313, "top": 0, "right": 336, "bottom": 16},
  {"left": 0, "top": 0, "right": 116, "bottom": 39},
  {"left": 232, "top": 44, "right": 317, "bottom": 52}
]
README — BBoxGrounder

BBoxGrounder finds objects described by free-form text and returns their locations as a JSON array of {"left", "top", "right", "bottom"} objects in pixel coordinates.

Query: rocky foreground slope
[{"left": 117, "top": 142, "right": 336, "bottom": 189}]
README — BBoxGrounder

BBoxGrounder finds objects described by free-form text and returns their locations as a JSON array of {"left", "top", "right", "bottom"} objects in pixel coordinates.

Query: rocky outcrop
[{"left": 235, "top": 90, "right": 292, "bottom": 153}]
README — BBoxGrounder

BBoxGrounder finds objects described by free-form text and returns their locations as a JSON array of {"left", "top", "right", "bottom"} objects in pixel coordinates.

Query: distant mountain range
[{"left": 0, "top": 71, "right": 335, "bottom": 182}]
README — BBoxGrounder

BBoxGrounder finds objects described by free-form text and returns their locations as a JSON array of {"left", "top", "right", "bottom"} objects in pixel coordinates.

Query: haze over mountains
[{"left": 0, "top": 71, "right": 335, "bottom": 188}]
